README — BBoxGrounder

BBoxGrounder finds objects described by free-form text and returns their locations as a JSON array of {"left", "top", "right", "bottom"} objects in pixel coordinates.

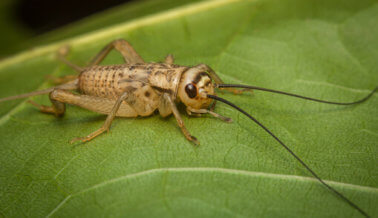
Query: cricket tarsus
[
  {"left": 207, "top": 94, "right": 370, "bottom": 218},
  {"left": 217, "top": 84, "right": 377, "bottom": 105}
]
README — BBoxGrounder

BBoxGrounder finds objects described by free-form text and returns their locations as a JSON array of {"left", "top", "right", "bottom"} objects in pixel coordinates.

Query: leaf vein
[
  {"left": 46, "top": 195, "right": 71, "bottom": 218},
  {"left": 295, "top": 79, "right": 375, "bottom": 93},
  {"left": 74, "top": 167, "right": 378, "bottom": 197}
]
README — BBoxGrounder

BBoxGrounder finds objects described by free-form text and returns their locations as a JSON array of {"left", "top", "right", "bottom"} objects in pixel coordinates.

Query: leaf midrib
[
  {"left": 77, "top": 167, "right": 378, "bottom": 194},
  {"left": 45, "top": 167, "right": 378, "bottom": 217},
  {"left": 0, "top": 0, "right": 244, "bottom": 70}
]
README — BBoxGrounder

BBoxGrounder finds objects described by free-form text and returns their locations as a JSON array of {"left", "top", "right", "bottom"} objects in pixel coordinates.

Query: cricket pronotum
[{"left": 0, "top": 39, "right": 376, "bottom": 217}]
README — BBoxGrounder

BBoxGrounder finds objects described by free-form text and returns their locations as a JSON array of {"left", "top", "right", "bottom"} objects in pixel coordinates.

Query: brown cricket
[{"left": 0, "top": 39, "right": 376, "bottom": 217}]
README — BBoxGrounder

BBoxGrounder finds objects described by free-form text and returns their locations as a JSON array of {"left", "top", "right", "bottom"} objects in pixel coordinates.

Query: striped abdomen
[{"left": 78, "top": 64, "right": 149, "bottom": 99}]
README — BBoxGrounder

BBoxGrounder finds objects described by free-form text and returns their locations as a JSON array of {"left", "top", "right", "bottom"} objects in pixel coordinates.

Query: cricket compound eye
[{"left": 185, "top": 83, "right": 197, "bottom": 98}]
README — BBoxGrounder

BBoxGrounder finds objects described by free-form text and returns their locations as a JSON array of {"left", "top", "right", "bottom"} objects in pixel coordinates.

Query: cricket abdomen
[
  {"left": 77, "top": 63, "right": 186, "bottom": 117},
  {"left": 78, "top": 64, "right": 130, "bottom": 99}
]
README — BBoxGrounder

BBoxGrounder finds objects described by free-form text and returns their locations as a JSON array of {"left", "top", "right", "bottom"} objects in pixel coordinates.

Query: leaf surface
[
  {"left": 0, "top": 0, "right": 377, "bottom": 217},
  {"left": 1, "top": 0, "right": 206, "bottom": 57}
]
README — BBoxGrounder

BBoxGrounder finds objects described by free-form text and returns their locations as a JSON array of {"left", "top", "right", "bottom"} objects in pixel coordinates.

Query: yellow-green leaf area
[{"left": 0, "top": 0, "right": 377, "bottom": 217}]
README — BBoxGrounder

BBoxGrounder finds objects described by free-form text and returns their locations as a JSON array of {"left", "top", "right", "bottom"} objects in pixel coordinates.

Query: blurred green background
[{"left": 0, "top": 0, "right": 203, "bottom": 58}]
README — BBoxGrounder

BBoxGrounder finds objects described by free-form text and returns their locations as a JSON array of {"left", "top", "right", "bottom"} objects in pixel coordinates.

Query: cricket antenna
[
  {"left": 207, "top": 94, "right": 370, "bottom": 217},
  {"left": 216, "top": 84, "right": 377, "bottom": 105}
]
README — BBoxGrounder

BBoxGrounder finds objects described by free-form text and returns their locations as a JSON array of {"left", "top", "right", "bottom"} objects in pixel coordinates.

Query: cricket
[{"left": 0, "top": 39, "right": 376, "bottom": 217}]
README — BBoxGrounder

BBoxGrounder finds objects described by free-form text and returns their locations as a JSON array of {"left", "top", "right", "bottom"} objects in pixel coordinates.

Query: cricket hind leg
[
  {"left": 70, "top": 92, "right": 130, "bottom": 143},
  {"left": 56, "top": 45, "right": 83, "bottom": 72},
  {"left": 47, "top": 75, "right": 78, "bottom": 85},
  {"left": 54, "top": 39, "right": 144, "bottom": 86},
  {"left": 88, "top": 39, "right": 145, "bottom": 66},
  {"left": 56, "top": 39, "right": 145, "bottom": 73},
  {"left": 47, "top": 89, "right": 137, "bottom": 143},
  {"left": 27, "top": 81, "right": 79, "bottom": 116},
  {"left": 28, "top": 90, "right": 66, "bottom": 117},
  {"left": 48, "top": 45, "right": 82, "bottom": 86}
]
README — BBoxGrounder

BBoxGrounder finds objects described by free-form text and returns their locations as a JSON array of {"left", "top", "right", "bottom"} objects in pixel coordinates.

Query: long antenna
[
  {"left": 207, "top": 94, "right": 369, "bottom": 217},
  {"left": 216, "top": 84, "right": 377, "bottom": 105}
]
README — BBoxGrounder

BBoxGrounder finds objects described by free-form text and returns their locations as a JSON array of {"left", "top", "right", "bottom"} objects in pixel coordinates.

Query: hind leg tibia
[
  {"left": 89, "top": 39, "right": 144, "bottom": 66},
  {"left": 56, "top": 46, "right": 83, "bottom": 72},
  {"left": 47, "top": 75, "right": 78, "bottom": 85}
]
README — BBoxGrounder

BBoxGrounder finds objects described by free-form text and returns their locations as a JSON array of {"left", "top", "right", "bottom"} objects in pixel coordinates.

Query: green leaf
[
  {"left": 0, "top": 0, "right": 377, "bottom": 217},
  {"left": 1, "top": 0, "right": 206, "bottom": 57}
]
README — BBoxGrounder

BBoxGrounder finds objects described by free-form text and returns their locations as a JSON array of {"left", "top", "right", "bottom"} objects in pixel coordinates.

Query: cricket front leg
[
  {"left": 163, "top": 93, "right": 199, "bottom": 145},
  {"left": 70, "top": 92, "right": 129, "bottom": 143},
  {"left": 186, "top": 107, "right": 232, "bottom": 123}
]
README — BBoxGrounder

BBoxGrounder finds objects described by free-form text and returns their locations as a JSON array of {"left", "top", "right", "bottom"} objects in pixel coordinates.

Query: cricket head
[{"left": 178, "top": 67, "right": 215, "bottom": 109}]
